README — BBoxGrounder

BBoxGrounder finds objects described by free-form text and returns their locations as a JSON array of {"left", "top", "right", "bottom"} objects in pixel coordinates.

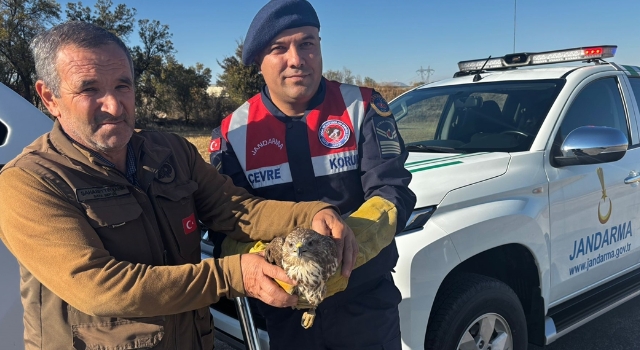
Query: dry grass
[
  {"left": 148, "top": 125, "right": 213, "bottom": 163},
  {"left": 185, "top": 133, "right": 213, "bottom": 164},
  {"left": 376, "top": 85, "right": 411, "bottom": 101}
]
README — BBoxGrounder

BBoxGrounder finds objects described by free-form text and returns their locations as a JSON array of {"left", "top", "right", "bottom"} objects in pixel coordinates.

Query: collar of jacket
[
  {"left": 261, "top": 78, "right": 327, "bottom": 119},
  {"left": 47, "top": 120, "right": 173, "bottom": 190}
]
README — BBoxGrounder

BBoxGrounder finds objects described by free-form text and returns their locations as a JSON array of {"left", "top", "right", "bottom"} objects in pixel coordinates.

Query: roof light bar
[{"left": 457, "top": 45, "right": 617, "bottom": 73}]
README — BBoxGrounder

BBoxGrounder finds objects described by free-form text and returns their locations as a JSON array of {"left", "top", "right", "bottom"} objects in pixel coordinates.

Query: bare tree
[
  {"left": 65, "top": 0, "right": 136, "bottom": 39},
  {"left": 0, "top": 0, "right": 60, "bottom": 103}
]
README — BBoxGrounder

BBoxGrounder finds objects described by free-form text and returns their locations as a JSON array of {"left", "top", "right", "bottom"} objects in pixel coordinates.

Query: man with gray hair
[{"left": 0, "top": 21, "right": 357, "bottom": 349}]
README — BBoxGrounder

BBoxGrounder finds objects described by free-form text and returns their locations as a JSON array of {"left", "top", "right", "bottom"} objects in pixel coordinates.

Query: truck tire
[{"left": 425, "top": 273, "right": 527, "bottom": 350}]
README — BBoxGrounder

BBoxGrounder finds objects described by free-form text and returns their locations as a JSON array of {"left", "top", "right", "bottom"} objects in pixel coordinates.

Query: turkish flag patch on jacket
[
  {"left": 182, "top": 213, "right": 197, "bottom": 234},
  {"left": 209, "top": 138, "right": 221, "bottom": 152}
]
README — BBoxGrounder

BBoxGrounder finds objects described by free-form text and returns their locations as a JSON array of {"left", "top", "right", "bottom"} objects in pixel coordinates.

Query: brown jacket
[{"left": 0, "top": 121, "right": 330, "bottom": 349}]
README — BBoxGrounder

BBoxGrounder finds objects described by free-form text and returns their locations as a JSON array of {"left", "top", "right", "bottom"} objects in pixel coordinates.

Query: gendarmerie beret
[{"left": 242, "top": 0, "right": 320, "bottom": 66}]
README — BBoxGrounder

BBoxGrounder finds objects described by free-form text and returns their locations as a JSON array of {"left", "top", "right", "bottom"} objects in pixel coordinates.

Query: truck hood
[
  {"left": 0, "top": 83, "right": 52, "bottom": 165},
  {"left": 405, "top": 152, "right": 511, "bottom": 207}
]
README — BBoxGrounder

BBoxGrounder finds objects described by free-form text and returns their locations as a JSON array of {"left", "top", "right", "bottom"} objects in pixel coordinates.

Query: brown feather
[{"left": 264, "top": 236, "right": 285, "bottom": 268}]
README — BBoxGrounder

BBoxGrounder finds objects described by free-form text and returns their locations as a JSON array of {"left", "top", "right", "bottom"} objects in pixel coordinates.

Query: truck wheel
[{"left": 425, "top": 273, "right": 527, "bottom": 350}]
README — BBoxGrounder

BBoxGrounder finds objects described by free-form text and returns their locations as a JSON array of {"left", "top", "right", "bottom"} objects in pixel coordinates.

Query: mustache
[
  {"left": 285, "top": 69, "right": 311, "bottom": 77},
  {"left": 95, "top": 113, "right": 128, "bottom": 125}
]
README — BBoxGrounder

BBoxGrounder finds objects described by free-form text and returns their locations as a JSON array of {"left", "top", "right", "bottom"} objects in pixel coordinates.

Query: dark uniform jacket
[
  {"left": 0, "top": 121, "right": 331, "bottom": 350},
  {"left": 211, "top": 79, "right": 417, "bottom": 287}
]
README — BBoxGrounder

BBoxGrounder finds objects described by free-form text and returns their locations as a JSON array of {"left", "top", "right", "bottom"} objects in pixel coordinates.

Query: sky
[{"left": 77, "top": 0, "right": 640, "bottom": 85}]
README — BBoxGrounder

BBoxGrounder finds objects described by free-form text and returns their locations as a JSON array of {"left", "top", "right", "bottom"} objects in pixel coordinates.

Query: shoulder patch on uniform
[
  {"left": 156, "top": 163, "right": 176, "bottom": 183},
  {"left": 374, "top": 116, "right": 401, "bottom": 159},
  {"left": 209, "top": 138, "right": 221, "bottom": 153},
  {"left": 370, "top": 93, "right": 392, "bottom": 117}
]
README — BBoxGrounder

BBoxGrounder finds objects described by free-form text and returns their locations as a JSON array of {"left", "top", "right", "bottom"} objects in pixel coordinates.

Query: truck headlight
[{"left": 400, "top": 206, "right": 436, "bottom": 235}]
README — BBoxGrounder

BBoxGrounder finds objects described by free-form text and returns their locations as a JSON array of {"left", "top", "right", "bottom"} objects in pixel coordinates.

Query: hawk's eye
[{"left": 288, "top": 242, "right": 294, "bottom": 248}]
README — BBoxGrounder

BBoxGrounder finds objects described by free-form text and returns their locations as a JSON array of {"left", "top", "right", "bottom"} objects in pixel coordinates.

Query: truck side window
[
  {"left": 558, "top": 77, "right": 629, "bottom": 144},
  {"left": 402, "top": 95, "right": 447, "bottom": 141},
  {"left": 628, "top": 78, "right": 640, "bottom": 112}
]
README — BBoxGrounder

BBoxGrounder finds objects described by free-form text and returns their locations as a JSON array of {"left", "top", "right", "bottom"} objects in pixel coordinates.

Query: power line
[{"left": 416, "top": 65, "right": 435, "bottom": 83}]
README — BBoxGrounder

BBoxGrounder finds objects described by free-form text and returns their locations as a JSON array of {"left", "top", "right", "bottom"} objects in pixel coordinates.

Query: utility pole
[
  {"left": 417, "top": 65, "right": 435, "bottom": 83},
  {"left": 513, "top": 0, "right": 517, "bottom": 52}
]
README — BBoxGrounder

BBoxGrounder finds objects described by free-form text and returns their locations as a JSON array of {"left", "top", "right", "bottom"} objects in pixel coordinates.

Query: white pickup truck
[{"left": 203, "top": 45, "right": 640, "bottom": 350}]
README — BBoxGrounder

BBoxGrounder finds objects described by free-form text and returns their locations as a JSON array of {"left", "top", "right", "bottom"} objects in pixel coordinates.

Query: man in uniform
[
  {"left": 209, "top": 1, "right": 416, "bottom": 349},
  {"left": 0, "top": 21, "right": 357, "bottom": 350}
]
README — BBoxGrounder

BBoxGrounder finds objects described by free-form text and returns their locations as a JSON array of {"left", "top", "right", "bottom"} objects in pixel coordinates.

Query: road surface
[{"left": 215, "top": 295, "right": 640, "bottom": 349}]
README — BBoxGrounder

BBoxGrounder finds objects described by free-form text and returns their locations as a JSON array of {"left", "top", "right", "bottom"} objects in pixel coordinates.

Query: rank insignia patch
[
  {"left": 375, "top": 117, "right": 401, "bottom": 159},
  {"left": 370, "top": 93, "right": 392, "bottom": 117},
  {"left": 319, "top": 120, "right": 351, "bottom": 149},
  {"left": 211, "top": 154, "right": 222, "bottom": 171}
]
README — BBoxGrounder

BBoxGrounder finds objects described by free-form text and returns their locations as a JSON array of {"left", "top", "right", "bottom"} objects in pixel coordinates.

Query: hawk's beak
[{"left": 296, "top": 242, "right": 304, "bottom": 257}]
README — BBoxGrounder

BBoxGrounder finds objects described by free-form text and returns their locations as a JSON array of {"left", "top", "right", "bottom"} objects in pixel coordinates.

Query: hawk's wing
[
  {"left": 264, "top": 236, "right": 285, "bottom": 268},
  {"left": 317, "top": 234, "right": 339, "bottom": 281}
]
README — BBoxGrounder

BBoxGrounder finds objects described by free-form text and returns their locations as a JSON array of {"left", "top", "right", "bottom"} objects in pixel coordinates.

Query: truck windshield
[{"left": 392, "top": 80, "right": 565, "bottom": 153}]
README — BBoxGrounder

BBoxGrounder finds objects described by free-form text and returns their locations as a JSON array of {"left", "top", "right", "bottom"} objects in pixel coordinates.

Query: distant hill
[{"left": 379, "top": 81, "right": 409, "bottom": 87}]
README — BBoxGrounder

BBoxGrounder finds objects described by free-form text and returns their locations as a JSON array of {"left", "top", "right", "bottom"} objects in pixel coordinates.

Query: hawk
[{"left": 264, "top": 227, "right": 339, "bottom": 329}]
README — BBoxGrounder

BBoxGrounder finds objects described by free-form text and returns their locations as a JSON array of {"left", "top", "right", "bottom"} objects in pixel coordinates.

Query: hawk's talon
[{"left": 301, "top": 309, "right": 316, "bottom": 329}]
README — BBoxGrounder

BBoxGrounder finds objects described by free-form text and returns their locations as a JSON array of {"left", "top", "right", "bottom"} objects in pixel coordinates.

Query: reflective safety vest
[{"left": 220, "top": 81, "right": 372, "bottom": 191}]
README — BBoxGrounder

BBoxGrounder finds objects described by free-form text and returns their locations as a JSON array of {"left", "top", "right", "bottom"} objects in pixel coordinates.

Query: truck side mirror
[{"left": 554, "top": 126, "right": 628, "bottom": 166}]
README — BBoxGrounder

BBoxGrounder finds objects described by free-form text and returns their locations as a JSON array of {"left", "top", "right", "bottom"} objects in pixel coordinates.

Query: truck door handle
[{"left": 624, "top": 171, "right": 640, "bottom": 184}]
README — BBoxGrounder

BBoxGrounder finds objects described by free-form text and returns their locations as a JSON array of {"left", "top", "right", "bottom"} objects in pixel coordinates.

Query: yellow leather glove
[
  {"left": 324, "top": 196, "right": 397, "bottom": 299},
  {"left": 219, "top": 196, "right": 398, "bottom": 302},
  {"left": 219, "top": 238, "right": 263, "bottom": 257}
]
